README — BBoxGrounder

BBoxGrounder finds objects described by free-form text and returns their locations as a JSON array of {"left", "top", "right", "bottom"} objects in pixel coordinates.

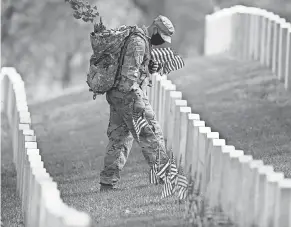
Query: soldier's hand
[
  {"left": 130, "top": 86, "right": 145, "bottom": 113},
  {"left": 130, "top": 85, "right": 143, "bottom": 99},
  {"left": 149, "top": 60, "right": 159, "bottom": 74},
  {"left": 133, "top": 99, "right": 145, "bottom": 113}
]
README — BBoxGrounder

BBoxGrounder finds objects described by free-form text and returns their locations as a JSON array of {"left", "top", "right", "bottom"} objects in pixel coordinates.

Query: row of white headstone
[
  {"left": 147, "top": 72, "right": 291, "bottom": 227},
  {"left": 204, "top": 5, "right": 291, "bottom": 91},
  {"left": 0, "top": 67, "right": 92, "bottom": 227}
]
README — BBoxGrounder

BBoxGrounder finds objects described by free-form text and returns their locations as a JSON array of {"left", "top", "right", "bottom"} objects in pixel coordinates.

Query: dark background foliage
[{"left": 2, "top": 0, "right": 291, "bottom": 102}]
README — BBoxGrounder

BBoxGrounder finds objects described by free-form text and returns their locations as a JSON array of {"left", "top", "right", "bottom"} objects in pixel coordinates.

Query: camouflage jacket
[{"left": 115, "top": 26, "right": 152, "bottom": 99}]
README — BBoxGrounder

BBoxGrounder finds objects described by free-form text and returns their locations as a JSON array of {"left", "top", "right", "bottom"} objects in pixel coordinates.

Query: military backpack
[{"left": 87, "top": 21, "right": 146, "bottom": 100}]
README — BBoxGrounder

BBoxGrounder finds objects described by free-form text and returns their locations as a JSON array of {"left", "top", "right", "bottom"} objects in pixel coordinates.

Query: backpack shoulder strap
[{"left": 113, "top": 27, "right": 149, "bottom": 86}]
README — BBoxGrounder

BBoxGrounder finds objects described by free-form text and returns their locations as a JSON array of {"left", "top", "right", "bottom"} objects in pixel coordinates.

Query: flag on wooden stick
[
  {"left": 173, "top": 157, "right": 188, "bottom": 200},
  {"left": 169, "top": 153, "right": 178, "bottom": 189},
  {"left": 156, "top": 159, "right": 171, "bottom": 181},
  {"left": 132, "top": 111, "right": 148, "bottom": 143},
  {"left": 176, "top": 174, "right": 188, "bottom": 200},
  {"left": 161, "top": 173, "right": 173, "bottom": 199},
  {"left": 149, "top": 162, "right": 159, "bottom": 185}
]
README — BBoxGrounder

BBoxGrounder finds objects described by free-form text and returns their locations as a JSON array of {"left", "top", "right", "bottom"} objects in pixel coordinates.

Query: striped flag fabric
[
  {"left": 169, "top": 153, "right": 178, "bottom": 187},
  {"left": 161, "top": 174, "right": 173, "bottom": 199},
  {"left": 151, "top": 47, "right": 185, "bottom": 74},
  {"left": 178, "top": 183, "right": 188, "bottom": 200},
  {"left": 163, "top": 55, "right": 185, "bottom": 74},
  {"left": 149, "top": 163, "right": 159, "bottom": 185},
  {"left": 175, "top": 166, "right": 189, "bottom": 200},
  {"left": 177, "top": 173, "right": 188, "bottom": 188},
  {"left": 156, "top": 158, "right": 171, "bottom": 181},
  {"left": 132, "top": 111, "right": 148, "bottom": 143},
  {"left": 150, "top": 154, "right": 170, "bottom": 185},
  {"left": 176, "top": 175, "right": 188, "bottom": 200}
]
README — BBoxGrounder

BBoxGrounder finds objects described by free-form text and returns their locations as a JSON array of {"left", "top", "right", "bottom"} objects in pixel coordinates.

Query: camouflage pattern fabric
[
  {"left": 114, "top": 27, "right": 151, "bottom": 94},
  {"left": 100, "top": 28, "right": 169, "bottom": 186},
  {"left": 100, "top": 90, "right": 169, "bottom": 185}
]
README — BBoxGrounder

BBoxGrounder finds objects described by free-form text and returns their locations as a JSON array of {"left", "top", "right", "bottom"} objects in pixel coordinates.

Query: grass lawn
[
  {"left": 28, "top": 90, "right": 186, "bottom": 226},
  {"left": 169, "top": 54, "right": 291, "bottom": 178},
  {"left": 1, "top": 54, "right": 290, "bottom": 226}
]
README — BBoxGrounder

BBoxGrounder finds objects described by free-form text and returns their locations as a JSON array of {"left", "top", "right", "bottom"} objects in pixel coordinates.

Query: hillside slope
[
  {"left": 4, "top": 54, "right": 288, "bottom": 226},
  {"left": 169, "top": 55, "right": 291, "bottom": 177},
  {"left": 29, "top": 90, "right": 185, "bottom": 226}
]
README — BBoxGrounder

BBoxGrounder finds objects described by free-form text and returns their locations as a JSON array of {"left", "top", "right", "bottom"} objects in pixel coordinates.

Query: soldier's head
[{"left": 148, "top": 15, "right": 175, "bottom": 46}]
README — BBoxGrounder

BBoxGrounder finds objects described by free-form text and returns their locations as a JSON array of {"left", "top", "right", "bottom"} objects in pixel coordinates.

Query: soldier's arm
[{"left": 119, "top": 36, "right": 146, "bottom": 100}]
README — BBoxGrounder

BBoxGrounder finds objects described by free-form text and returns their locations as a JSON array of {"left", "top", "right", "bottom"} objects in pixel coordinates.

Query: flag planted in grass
[
  {"left": 175, "top": 168, "right": 188, "bottom": 200},
  {"left": 170, "top": 156, "right": 188, "bottom": 200},
  {"left": 156, "top": 152, "right": 190, "bottom": 200},
  {"left": 149, "top": 162, "right": 159, "bottom": 185},
  {"left": 159, "top": 153, "right": 176, "bottom": 199},
  {"left": 161, "top": 173, "right": 173, "bottom": 199},
  {"left": 170, "top": 153, "right": 178, "bottom": 186},
  {"left": 149, "top": 148, "right": 167, "bottom": 184},
  {"left": 156, "top": 159, "right": 171, "bottom": 180}
]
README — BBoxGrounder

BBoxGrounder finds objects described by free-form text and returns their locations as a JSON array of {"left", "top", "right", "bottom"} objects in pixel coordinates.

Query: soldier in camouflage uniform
[{"left": 100, "top": 15, "right": 175, "bottom": 191}]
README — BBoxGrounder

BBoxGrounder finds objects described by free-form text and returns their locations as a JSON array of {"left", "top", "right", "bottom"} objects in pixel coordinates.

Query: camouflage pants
[{"left": 100, "top": 89, "right": 169, "bottom": 186}]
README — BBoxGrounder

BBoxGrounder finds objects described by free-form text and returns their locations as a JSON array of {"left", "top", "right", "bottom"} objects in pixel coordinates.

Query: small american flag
[
  {"left": 161, "top": 173, "right": 173, "bottom": 199},
  {"left": 169, "top": 153, "right": 178, "bottom": 188},
  {"left": 151, "top": 47, "right": 185, "bottom": 74},
  {"left": 132, "top": 111, "right": 148, "bottom": 143},
  {"left": 175, "top": 166, "right": 189, "bottom": 200},
  {"left": 163, "top": 55, "right": 185, "bottom": 74},
  {"left": 177, "top": 173, "right": 188, "bottom": 188},
  {"left": 178, "top": 184, "right": 188, "bottom": 200},
  {"left": 149, "top": 163, "right": 159, "bottom": 185},
  {"left": 156, "top": 159, "right": 171, "bottom": 181}
]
